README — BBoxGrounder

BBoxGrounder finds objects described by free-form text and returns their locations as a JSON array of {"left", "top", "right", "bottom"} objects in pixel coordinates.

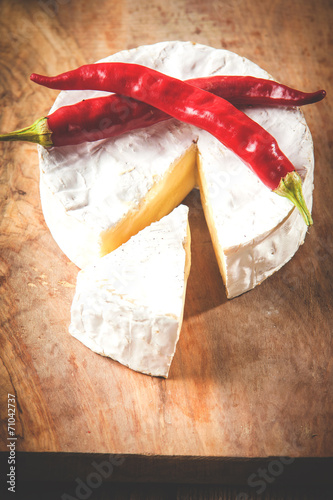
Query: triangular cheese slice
[{"left": 69, "top": 205, "right": 191, "bottom": 377}]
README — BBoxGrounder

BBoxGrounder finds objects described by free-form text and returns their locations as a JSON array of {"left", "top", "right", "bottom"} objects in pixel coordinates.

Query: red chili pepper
[
  {"left": 188, "top": 75, "right": 326, "bottom": 107},
  {"left": 0, "top": 76, "right": 325, "bottom": 148},
  {"left": 27, "top": 63, "right": 314, "bottom": 224},
  {"left": 48, "top": 76, "right": 324, "bottom": 146}
]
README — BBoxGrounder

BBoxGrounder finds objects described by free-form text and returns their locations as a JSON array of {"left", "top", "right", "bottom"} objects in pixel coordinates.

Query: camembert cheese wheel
[{"left": 39, "top": 41, "right": 314, "bottom": 298}]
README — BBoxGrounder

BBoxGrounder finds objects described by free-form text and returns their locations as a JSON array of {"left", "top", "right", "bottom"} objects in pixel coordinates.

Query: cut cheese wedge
[
  {"left": 39, "top": 41, "right": 314, "bottom": 298},
  {"left": 39, "top": 116, "right": 197, "bottom": 270},
  {"left": 69, "top": 205, "right": 191, "bottom": 377},
  {"left": 196, "top": 123, "right": 313, "bottom": 298}
]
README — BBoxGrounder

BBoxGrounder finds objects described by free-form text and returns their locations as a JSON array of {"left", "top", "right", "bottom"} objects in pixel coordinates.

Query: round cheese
[{"left": 39, "top": 41, "right": 314, "bottom": 298}]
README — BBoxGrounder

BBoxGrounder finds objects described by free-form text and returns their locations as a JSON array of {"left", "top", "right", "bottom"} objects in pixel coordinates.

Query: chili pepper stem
[
  {"left": 0, "top": 117, "right": 53, "bottom": 147},
  {"left": 274, "top": 171, "right": 313, "bottom": 226}
]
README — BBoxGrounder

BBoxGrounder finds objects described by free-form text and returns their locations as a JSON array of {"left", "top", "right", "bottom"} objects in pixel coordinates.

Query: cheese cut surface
[
  {"left": 39, "top": 41, "right": 314, "bottom": 297},
  {"left": 69, "top": 205, "right": 191, "bottom": 377}
]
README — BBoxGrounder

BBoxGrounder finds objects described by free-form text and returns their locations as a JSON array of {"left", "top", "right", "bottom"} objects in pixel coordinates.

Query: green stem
[
  {"left": 274, "top": 170, "right": 313, "bottom": 226},
  {"left": 0, "top": 117, "right": 53, "bottom": 147}
]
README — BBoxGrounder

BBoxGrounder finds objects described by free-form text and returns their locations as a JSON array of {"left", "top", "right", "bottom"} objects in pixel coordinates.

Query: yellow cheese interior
[
  {"left": 100, "top": 143, "right": 198, "bottom": 256},
  {"left": 184, "top": 221, "right": 192, "bottom": 283},
  {"left": 196, "top": 151, "right": 227, "bottom": 284}
]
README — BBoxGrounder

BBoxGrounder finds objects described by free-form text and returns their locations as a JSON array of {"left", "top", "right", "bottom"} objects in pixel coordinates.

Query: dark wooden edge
[
  {"left": 2, "top": 482, "right": 333, "bottom": 500},
  {"left": 1, "top": 452, "right": 333, "bottom": 486}
]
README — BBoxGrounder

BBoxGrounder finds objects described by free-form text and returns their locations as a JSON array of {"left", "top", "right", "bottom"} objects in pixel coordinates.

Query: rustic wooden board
[{"left": 0, "top": 0, "right": 332, "bottom": 483}]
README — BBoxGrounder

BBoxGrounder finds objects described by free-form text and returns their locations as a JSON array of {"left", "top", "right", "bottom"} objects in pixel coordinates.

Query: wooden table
[{"left": 0, "top": 0, "right": 332, "bottom": 497}]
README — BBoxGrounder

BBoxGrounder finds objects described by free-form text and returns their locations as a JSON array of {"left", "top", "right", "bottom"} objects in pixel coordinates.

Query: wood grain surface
[{"left": 0, "top": 0, "right": 332, "bottom": 491}]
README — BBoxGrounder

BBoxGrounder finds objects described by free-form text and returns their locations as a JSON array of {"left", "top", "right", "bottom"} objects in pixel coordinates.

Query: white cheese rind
[
  {"left": 197, "top": 108, "right": 313, "bottom": 297},
  {"left": 69, "top": 205, "right": 190, "bottom": 377},
  {"left": 39, "top": 118, "right": 196, "bottom": 269},
  {"left": 39, "top": 41, "right": 314, "bottom": 297}
]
